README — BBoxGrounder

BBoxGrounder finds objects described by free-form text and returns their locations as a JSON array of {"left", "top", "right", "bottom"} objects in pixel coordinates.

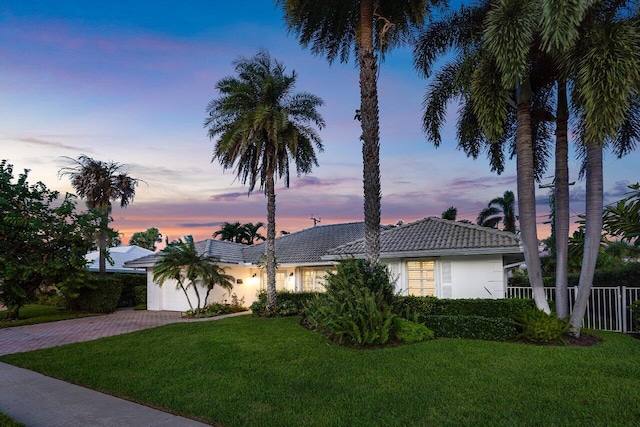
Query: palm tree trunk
[
  {"left": 180, "top": 283, "right": 194, "bottom": 312},
  {"left": 359, "top": 0, "right": 381, "bottom": 266},
  {"left": 554, "top": 78, "right": 570, "bottom": 318},
  {"left": 569, "top": 143, "right": 603, "bottom": 337},
  {"left": 516, "top": 84, "right": 550, "bottom": 314},
  {"left": 265, "top": 170, "right": 278, "bottom": 311}
]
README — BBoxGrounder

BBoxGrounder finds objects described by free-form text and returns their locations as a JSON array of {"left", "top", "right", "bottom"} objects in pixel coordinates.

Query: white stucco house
[
  {"left": 124, "top": 217, "right": 524, "bottom": 312},
  {"left": 86, "top": 245, "right": 154, "bottom": 274}
]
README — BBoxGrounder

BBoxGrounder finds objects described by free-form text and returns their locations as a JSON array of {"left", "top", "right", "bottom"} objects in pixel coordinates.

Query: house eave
[{"left": 322, "top": 247, "right": 523, "bottom": 261}]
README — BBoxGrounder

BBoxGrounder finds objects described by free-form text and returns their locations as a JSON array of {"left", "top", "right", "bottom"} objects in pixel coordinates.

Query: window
[
  {"left": 301, "top": 269, "right": 332, "bottom": 292},
  {"left": 260, "top": 272, "right": 286, "bottom": 292},
  {"left": 407, "top": 260, "right": 435, "bottom": 296}
]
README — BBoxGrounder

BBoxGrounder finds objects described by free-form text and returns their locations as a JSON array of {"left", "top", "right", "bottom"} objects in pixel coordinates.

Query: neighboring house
[
  {"left": 125, "top": 217, "right": 524, "bottom": 312},
  {"left": 86, "top": 245, "right": 154, "bottom": 275}
]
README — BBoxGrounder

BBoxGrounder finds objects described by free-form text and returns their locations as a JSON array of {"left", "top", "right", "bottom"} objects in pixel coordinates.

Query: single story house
[
  {"left": 125, "top": 217, "right": 524, "bottom": 312},
  {"left": 86, "top": 245, "right": 154, "bottom": 274}
]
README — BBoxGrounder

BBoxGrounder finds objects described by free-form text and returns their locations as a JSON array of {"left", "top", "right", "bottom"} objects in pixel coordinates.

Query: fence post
[{"left": 622, "top": 286, "right": 627, "bottom": 333}]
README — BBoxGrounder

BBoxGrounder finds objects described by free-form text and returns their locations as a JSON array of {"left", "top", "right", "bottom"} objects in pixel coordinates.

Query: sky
[{"left": 1, "top": 1, "right": 638, "bottom": 247}]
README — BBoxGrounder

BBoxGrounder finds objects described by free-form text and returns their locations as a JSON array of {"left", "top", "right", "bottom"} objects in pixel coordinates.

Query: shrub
[
  {"left": 393, "top": 317, "right": 434, "bottom": 344},
  {"left": 250, "top": 291, "right": 318, "bottom": 317},
  {"left": 185, "top": 294, "right": 248, "bottom": 318},
  {"left": 423, "top": 315, "right": 518, "bottom": 341},
  {"left": 114, "top": 273, "right": 146, "bottom": 307},
  {"left": 515, "top": 309, "right": 570, "bottom": 344},
  {"left": 392, "top": 296, "right": 535, "bottom": 321},
  {"left": 303, "top": 259, "right": 396, "bottom": 346},
  {"left": 134, "top": 285, "right": 147, "bottom": 306},
  {"left": 71, "top": 276, "right": 123, "bottom": 313},
  {"left": 628, "top": 300, "right": 640, "bottom": 331}
]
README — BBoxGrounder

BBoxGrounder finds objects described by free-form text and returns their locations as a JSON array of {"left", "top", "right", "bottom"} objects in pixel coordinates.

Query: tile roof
[
  {"left": 242, "top": 222, "right": 366, "bottom": 265},
  {"left": 325, "top": 217, "right": 522, "bottom": 258},
  {"left": 125, "top": 218, "right": 522, "bottom": 268},
  {"left": 86, "top": 245, "right": 153, "bottom": 273}
]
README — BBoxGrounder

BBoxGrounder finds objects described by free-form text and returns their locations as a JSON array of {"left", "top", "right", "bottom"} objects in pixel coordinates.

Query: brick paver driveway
[{"left": 0, "top": 308, "right": 246, "bottom": 356}]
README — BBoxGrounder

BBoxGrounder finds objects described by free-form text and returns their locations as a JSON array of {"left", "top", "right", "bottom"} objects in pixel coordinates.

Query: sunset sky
[{"left": 1, "top": 1, "right": 638, "bottom": 247}]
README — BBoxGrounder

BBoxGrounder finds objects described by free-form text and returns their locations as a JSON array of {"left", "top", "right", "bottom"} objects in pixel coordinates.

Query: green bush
[
  {"left": 113, "top": 273, "right": 146, "bottom": 307},
  {"left": 134, "top": 285, "right": 147, "bottom": 306},
  {"left": 392, "top": 295, "right": 535, "bottom": 321},
  {"left": 250, "top": 291, "right": 319, "bottom": 317},
  {"left": 628, "top": 300, "right": 640, "bottom": 331},
  {"left": 185, "top": 294, "right": 248, "bottom": 318},
  {"left": 515, "top": 309, "right": 570, "bottom": 344},
  {"left": 423, "top": 315, "right": 518, "bottom": 341},
  {"left": 303, "top": 259, "right": 396, "bottom": 346},
  {"left": 71, "top": 276, "right": 123, "bottom": 313},
  {"left": 393, "top": 317, "right": 434, "bottom": 344}
]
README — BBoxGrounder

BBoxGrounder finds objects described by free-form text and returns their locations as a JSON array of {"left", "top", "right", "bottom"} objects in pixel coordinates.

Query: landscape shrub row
[
  {"left": 422, "top": 315, "right": 518, "bottom": 341},
  {"left": 392, "top": 295, "right": 535, "bottom": 320},
  {"left": 509, "top": 263, "right": 640, "bottom": 288},
  {"left": 69, "top": 276, "right": 123, "bottom": 313},
  {"left": 250, "top": 291, "right": 320, "bottom": 317}
]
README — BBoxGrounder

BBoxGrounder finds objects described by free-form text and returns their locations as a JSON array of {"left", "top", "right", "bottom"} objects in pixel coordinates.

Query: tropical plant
[
  {"left": 59, "top": 155, "right": 140, "bottom": 276},
  {"left": 129, "top": 227, "right": 162, "bottom": 251},
  {"left": 152, "top": 235, "right": 234, "bottom": 313},
  {"left": 441, "top": 206, "right": 457, "bottom": 220},
  {"left": 213, "top": 221, "right": 245, "bottom": 243},
  {"left": 242, "top": 222, "right": 266, "bottom": 244},
  {"left": 0, "top": 161, "right": 98, "bottom": 319},
  {"left": 278, "top": 0, "right": 445, "bottom": 265},
  {"left": 476, "top": 190, "right": 517, "bottom": 232},
  {"left": 603, "top": 183, "right": 640, "bottom": 246},
  {"left": 205, "top": 50, "right": 324, "bottom": 310}
]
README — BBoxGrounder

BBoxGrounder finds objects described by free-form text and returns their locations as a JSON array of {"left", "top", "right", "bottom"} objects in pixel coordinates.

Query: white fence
[{"left": 507, "top": 286, "right": 640, "bottom": 333}]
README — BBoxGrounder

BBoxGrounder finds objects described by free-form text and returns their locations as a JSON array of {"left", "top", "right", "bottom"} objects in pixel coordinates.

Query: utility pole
[{"left": 310, "top": 215, "right": 321, "bottom": 227}]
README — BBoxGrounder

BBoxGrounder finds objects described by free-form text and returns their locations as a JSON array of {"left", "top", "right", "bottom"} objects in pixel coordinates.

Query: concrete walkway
[{"left": 0, "top": 308, "right": 250, "bottom": 426}]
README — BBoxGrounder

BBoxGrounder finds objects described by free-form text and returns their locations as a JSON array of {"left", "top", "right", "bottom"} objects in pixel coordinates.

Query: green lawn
[
  {"left": 2, "top": 316, "right": 639, "bottom": 427},
  {"left": 0, "top": 304, "right": 100, "bottom": 329}
]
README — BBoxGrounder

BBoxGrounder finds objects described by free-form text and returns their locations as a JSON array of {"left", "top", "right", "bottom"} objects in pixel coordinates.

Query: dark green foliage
[
  {"left": 628, "top": 300, "right": 640, "bottom": 331},
  {"left": 303, "top": 259, "right": 396, "bottom": 346},
  {"left": 0, "top": 161, "right": 99, "bottom": 319},
  {"left": 113, "top": 274, "right": 146, "bottom": 307},
  {"left": 393, "top": 295, "right": 535, "bottom": 321},
  {"left": 250, "top": 291, "right": 319, "bottom": 317},
  {"left": 515, "top": 309, "right": 570, "bottom": 345},
  {"left": 393, "top": 317, "right": 435, "bottom": 344},
  {"left": 424, "top": 315, "right": 518, "bottom": 341},
  {"left": 71, "top": 276, "right": 123, "bottom": 313},
  {"left": 185, "top": 294, "right": 247, "bottom": 318},
  {"left": 134, "top": 285, "right": 147, "bottom": 306},
  {"left": 514, "top": 263, "right": 640, "bottom": 288}
]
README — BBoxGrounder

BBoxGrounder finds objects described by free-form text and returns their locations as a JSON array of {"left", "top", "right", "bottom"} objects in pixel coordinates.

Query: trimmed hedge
[
  {"left": 423, "top": 315, "right": 518, "bottom": 341},
  {"left": 392, "top": 295, "right": 535, "bottom": 321},
  {"left": 134, "top": 285, "right": 147, "bottom": 306},
  {"left": 114, "top": 274, "right": 147, "bottom": 307},
  {"left": 72, "top": 276, "right": 123, "bottom": 313},
  {"left": 250, "top": 291, "right": 319, "bottom": 317}
]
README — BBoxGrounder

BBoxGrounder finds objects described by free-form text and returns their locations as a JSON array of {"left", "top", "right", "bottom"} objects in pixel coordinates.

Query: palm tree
[
  {"left": 441, "top": 206, "right": 457, "bottom": 221},
  {"left": 59, "top": 155, "right": 140, "bottom": 276},
  {"left": 242, "top": 222, "right": 266, "bottom": 245},
  {"left": 213, "top": 222, "right": 245, "bottom": 243},
  {"left": 277, "top": 0, "right": 444, "bottom": 265},
  {"left": 415, "top": 1, "right": 553, "bottom": 313},
  {"left": 476, "top": 191, "right": 517, "bottom": 233},
  {"left": 205, "top": 50, "right": 324, "bottom": 311},
  {"left": 153, "top": 235, "right": 233, "bottom": 313},
  {"left": 604, "top": 183, "right": 640, "bottom": 246},
  {"left": 129, "top": 227, "right": 162, "bottom": 251}
]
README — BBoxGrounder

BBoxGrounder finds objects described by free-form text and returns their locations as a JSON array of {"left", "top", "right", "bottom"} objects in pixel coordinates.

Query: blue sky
[{"left": 1, "top": 1, "right": 638, "bottom": 244}]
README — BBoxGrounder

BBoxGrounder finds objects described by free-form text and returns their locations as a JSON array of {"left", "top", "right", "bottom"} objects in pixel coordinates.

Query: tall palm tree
[
  {"left": 476, "top": 190, "right": 517, "bottom": 233},
  {"left": 213, "top": 222, "right": 245, "bottom": 243},
  {"left": 153, "top": 235, "right": 233, "bottom": 313},
  {"left": 205, "top": 50, "right": 324, "bottom": 310},
  {"left": 277, "top": 0, "right": 444, "bottom": 265},
  {"left": 59, "top": 155, "right": 140, "bottom": 276}
]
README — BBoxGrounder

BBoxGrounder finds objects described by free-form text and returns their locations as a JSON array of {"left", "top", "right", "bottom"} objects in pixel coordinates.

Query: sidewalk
[
  {"left": 0, "top": 362, "right": 210, "bottom": 426},
  {"left": 0, "top": 309, "right": 250, "bottom": 426}
]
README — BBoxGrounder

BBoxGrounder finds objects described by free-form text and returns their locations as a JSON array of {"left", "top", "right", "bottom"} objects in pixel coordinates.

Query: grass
[
  {"left": 0, "top": 304, "right": 100, "bottom": 329},
  {"left": 2, "top": 316, "right": 640, "bottom": 426},
  {"left": 0, "top": 412, "right": 25, "bottom": 427}
]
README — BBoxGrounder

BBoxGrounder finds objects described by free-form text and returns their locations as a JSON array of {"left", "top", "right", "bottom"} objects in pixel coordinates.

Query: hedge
[
  {"left": 250, "top": 291, "right": 319, "bottom": 317},
  {"left": 392, "top": 295, "right": 535, "bottom": 321},
  {"left": 423, "top": 315, "right": 518, "bottom": 341},
  {"left": 71, "top": 276, "right": 123, "bottom": 313},
  {"left": 509, "top": 263, "right": 640, "bottom": 288}
]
